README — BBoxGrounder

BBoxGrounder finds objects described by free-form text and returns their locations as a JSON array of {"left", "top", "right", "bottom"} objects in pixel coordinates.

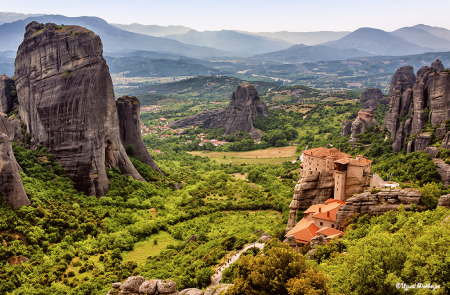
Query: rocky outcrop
[
  {"left": 424, "top": 147, "right": 440, "bottom": 158},
  {"left": 286, "top": 170, "right": 369, "bottom": 232},
  {"left": 383, "top": 61, "right": 450, "bottom": 152},
  {"left": 107, "top": 277, "right": 231, "bottom": 295},
  {"left": 14, "top": 22, "right": 145, "bottom": 197},
  {"left": 0, "top": 75, "right": 12, "bottom": 114},
  {"left": 108, "top": 277, "right": 178, "bottom": 295},
  {"left": 168, "top": 84, "right": 269, "bottom": 138},
  {"left": 345, "top": 107, "right": 377, "bottom": 140},
  {"left": 442, "top": 131, "right": 450, "bottom": 149},
  {"left": 258, "top": 232, "right": 273, "bottom": 242},
  {"left": 307, "top": 235, "right": 325, "bottom": 260},
  {"left": 116, "top": 96, "right": 163, "bottom": 175},
  {"left": 335, "top": 189, "right": 422, "bottom": 228},
  {"left": 341, "top": 120, "right": 351, "bottom": 137},
  {"left": 438, "top": 194, "right": 450, "bottom": 208},
  {"left": 436, "top": 123, "right": 447, "bottom": 138},
  {"left": 407, "top": 134, "right": 431, "bottom": 153},
  {"left": 359, "top": 87, "right": 388, "bottom": 110},
  {"left": 435, "top": 159, "right": 450, "bottom": 186},
  {"left": 0, "top": 132, "right": 31, "bottom": 209}
]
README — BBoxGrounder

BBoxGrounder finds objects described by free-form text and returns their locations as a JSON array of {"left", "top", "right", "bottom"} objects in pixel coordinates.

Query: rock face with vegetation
[
  {"left": 14, "top": 22, "right": 145, "bottom": 197},
  {"left": 116, "top": 95, "right": 163, "bottom": 175},
  {"left": 384, "top": 60, "right": 450, "bottom": 152},
  {"left": 0, "top": 75, "right": 12, "bottom": 114},
  {"left": 286, "top": 170, "right": 369, "bottom": 232},
  {"left": 168, "top": 84, "right": 269, "bottom": 138},
  {"left": 341, "top": 120, "right": 352, "bottom": 137},
  {"left": 0, "top": 115, "right": 30, "bottom": 209},
  {"left": 335, "top": 188, "right": 422, "bottom": 228},
  {"left": 438, "top": 194, "right": 450, "bottom": 207},
  {"left": 350, "top": 108, "right": 377, "bottom": 140}
]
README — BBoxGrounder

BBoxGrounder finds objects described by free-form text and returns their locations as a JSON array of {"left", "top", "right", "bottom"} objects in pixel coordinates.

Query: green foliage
[
  {"left": 126, "top": 144, "right": 135, "bottom": 156},
  {"left": 226, "top": 240, "right": 329, "bottom": 295},
  {"left": 420, "top": 182, "right": 441, "bottom": 210},
  {"left": 62, "top": 70, "right": 75, "bottom": 78}
]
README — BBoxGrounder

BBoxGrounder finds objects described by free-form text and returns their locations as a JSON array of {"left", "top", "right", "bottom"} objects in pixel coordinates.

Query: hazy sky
[{"left": 7, "top": 0, "right": 450, "bottom": 32}]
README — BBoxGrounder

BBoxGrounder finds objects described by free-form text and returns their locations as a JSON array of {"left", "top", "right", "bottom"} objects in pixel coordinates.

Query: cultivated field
[{"left": 188, "top": 146, "right": 298, "bottom": 165}]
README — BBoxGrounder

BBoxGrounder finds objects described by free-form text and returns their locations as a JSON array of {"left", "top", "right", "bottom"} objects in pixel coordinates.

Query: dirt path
[{"left": 211, "top": 243, "right": 265, "bottom": 286}]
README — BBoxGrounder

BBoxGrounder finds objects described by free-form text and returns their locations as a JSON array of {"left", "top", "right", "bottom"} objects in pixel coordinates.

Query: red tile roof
[
  {"left": 286, "top": 219, "right": 319, "bottom": 243},
  {"left": 316, "top": 227, "right": 344, "bottom": 237},
  {"left": 334, "top": 157, "right": 372, "bottom": 167},
  {"left": 303, "top": 147, "right": 352, "bottom": 160}
]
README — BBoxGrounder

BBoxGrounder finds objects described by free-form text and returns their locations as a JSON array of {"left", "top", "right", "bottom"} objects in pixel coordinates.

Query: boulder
[
  {"left": 438, "top": 194, "right": 450, "bottom": 207},
  {"left": 0, "top": 133, "right": 31, "bottom": 209},
  {"left": 139, "top": 280, "right": 158, "bottom": 294},
  {"left": 116, "top": 96, "right": 163, "bottom": 175},
  {"left": 204, "top": 284, "right": 233, "bottom": 295},
  {"left": 0, "top": 75, "right": 12, "bottom": 114},
  {"left": 258, "top": 233, "right": 273, "bottom": 242},
  {"left": 185, "top": 235, "right": 198, "bottom": 243},
  {"left": 14, "top": 22, "right": 146, "bottom": 197},
  {"left": 157, "top": 280, "right": 177, "bottom": 294},
  {"left": 424, "top": 147, "right": 440, "bottom": 158},
  {"left": 360, "top": 87, "right": 384, "bottom": 110},
  {"left": 120, "top": 276, "right": 146, "bottom": 293},
  {"left": 180, "top": 289, "right": 204, "bottom": 295},
  {"left": 112, "top": 283, "right": 122, "bottom": 289},
  {"left": 432, "top": 59, "right": 445, "bottom": 73},
  {"left": 168, "top": 84, "right": 269, "bottom": 138},
  {"left": 341, "top": 120, "right": 351, "bottom": 137}
]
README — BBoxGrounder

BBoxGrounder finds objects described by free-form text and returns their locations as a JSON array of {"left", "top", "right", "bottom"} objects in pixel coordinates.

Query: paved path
[{"left": 211, "top": 243, "right": 264, "bottom": 286}]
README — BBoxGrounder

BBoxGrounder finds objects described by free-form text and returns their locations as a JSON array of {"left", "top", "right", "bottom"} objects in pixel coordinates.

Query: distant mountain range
[
  {"left": 0, "top": 12, "right": 44, "bottom": 24},
  {"left": 237, "top": 31, "right": 351, "bottom": 46},
  {"left": 0, "top": 15, "right": 233, "bottom": 58},
  {"left": 164, "top": 30, "right": 293, "bottom": 55},
  {"left": 111, "top": 23, "right": 192, "bottom": 37},
  {"left": 252, "top": 44, "right": 372, "bottom": 63}
]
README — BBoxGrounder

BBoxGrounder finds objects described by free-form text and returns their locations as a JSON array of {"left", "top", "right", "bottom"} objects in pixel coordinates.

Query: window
[
  {"left": 316, "top": 168, "right": 317, "bottom": 171},
  {"left": 320, "top": 222, "right": 323, "bottom": 226},
  {"left": 337, "top": 188, "right": 338, "bottom": 191},
  {"left": 332, "top": 224, "right": 335, "bottom": 228}
]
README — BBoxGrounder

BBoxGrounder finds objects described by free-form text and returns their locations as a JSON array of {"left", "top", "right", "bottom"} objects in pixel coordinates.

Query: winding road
[{"left": 211, "top": 243, "right": 265, "bottom": 286}]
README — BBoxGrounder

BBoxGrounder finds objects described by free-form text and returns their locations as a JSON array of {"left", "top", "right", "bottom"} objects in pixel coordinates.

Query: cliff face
[
  {"left": 341, "top": 121, "right": 351, "bottom": 137},
  {"left": 0, "top": 75, "right": 12, "bottom": 114},
  {"left": 335, "top": 189, "right": 422, "bottom": 228},
  {"left": 0, "top": 115, "right": 30, "bottom": 209},
  {"left": 383, "top": 61, "right": 450, "bottom": 152},
  {"left": 286, "top": 170, "right": 369, "bottom": 232},
  {"left": 116, "top": 96, "right": 163, "bottom": 175},
  {"left": 167, "top": 84, "right": 269, "bottom": 138},
  {"left": 14, "top": 22, "right": 145, "bottom": 197}
]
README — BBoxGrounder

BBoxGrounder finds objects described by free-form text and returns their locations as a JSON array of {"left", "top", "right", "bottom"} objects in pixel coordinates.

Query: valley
[{"left": 0, "top": 7, "right": 450, "bottom": 295}]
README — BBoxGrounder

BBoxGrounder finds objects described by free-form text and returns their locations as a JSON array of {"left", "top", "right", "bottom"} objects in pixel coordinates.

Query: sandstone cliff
[
  {"left": 335, "top": 188, "right": 422, "bottom": 228},
  {"left": 383, "top": 60, "right": 450, "bottom": 152},
  {"left": 14, "top": 22, "right": 145, "bottom": 197},
  {"left": 0, "top": 115, "right": 30, "bottom": 209},
  {"left": 0, "top": 75, "right": 12, "bottom": 114},
  {"left": 116, "top": 96, "right": 163, "bottom": 175},
  {"left": 286, "top": 170, "right": 369, "bottom": 232},
  {"left": 167, "top": 84, "right": 269, "bottom": 138}
]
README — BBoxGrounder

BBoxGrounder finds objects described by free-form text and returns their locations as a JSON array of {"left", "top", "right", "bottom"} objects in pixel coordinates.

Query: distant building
[{"left": 159, "top": 118, "right": 167, "bottom": 125}]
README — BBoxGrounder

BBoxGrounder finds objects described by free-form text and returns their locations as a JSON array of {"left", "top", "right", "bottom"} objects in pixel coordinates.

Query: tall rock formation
[
  {"left": 383, "top": 60, "right": 450, "bottom": 152},
  {"left": 0, "top": 115, "right": 30, "bottom": 209},
  {"left": 14, "top": 22, "right": 145, "bottom": 197},
  {"left": 341, "top": 120, "right": 351, "bottom": 137},
  {"left": 116, "top": 96, "right": 163, "bottom": 175},
  {"left": 359, "top": 87, "right": 388, "bottom": 110},
  {"left": 167, "top": 84, "right": 269, "bottom": 138},
  {"left": 341, "top": 108, "right": 377, "bottom": 140},
  {"left": 0, "top": 75, "right": 12, "bottom": 114}
]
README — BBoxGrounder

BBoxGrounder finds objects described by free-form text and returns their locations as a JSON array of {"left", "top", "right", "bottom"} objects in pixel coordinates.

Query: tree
[{"left": 226, "top": 240, "right": 329, "bottom": 295}]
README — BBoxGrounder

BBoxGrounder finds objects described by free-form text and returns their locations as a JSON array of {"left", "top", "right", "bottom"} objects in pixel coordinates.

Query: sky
[{"left": 6, "top": 0, "right": 450, "bottom": 32}]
